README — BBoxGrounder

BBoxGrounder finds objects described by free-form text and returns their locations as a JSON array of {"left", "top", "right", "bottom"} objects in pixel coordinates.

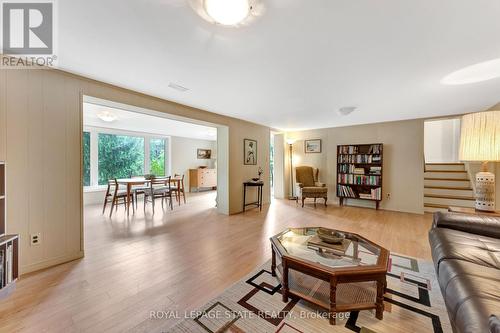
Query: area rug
[{"left": 166, "top": 253, "right": 451, "bottom": 333}]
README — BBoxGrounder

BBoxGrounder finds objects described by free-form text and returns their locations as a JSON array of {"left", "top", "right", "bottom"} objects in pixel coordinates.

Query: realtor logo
[{"left": 2, "top": 1, "right": 53, "bottom": 54}]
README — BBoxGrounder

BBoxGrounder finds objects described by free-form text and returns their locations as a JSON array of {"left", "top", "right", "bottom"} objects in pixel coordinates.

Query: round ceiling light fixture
[
  {"left": 205, "top": 0, "right": 249, "bottom": 25},
  {"left": 189, "top": 0, "right": 263, "bottom": 26},
  {"left": 441, "top": 58, "right": 500, "bottom": 85},
  {"left": 97, "top": 110, "right": 118, "bottom": 122}
]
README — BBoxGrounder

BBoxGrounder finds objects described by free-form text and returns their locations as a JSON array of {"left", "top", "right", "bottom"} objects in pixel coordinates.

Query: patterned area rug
[{"left": 167, "top": 254, "right": 451, "bottom": 333}]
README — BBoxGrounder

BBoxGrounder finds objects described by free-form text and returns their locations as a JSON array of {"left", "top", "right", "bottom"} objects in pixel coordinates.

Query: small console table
[{"left": 243, "top": 181, "right": 264, "bottom": 212}]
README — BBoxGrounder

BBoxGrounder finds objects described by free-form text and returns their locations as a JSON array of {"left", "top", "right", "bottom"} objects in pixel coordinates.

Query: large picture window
[
  {"left": 98, "top": 134, "right": 145, "bottom": 185},
  {"left": 83, "top": 128, "right": 169, "bottom": 188}
]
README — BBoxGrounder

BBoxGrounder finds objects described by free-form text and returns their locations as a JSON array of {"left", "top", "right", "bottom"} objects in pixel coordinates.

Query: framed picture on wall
[
  {"left": 197, "top": 149, "right": 212, "bottom": 159},
  {"left": 244, "top": 139, "right": 257, "bottom": 165},
  {"left": 305, "top": 139, "right": 322, "bottom": 153}
]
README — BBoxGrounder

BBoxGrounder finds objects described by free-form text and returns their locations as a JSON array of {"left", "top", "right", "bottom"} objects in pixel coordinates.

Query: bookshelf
[
  {"left": 336, "top": 144, "right": 383, "bottom": 210},
  {"left": 0, "top": 161, "right": 19, "bottom": 299}
]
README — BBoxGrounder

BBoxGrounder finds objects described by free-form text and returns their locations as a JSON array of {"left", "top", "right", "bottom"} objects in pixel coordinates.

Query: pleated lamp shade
[{"left": 459, "top": 111, "right": 500, "bottom": 162}]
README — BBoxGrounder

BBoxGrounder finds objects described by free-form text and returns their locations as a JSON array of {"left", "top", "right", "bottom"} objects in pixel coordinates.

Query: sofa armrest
[{"left": 433, "top": 211, "right": 500, "bottom": 238}]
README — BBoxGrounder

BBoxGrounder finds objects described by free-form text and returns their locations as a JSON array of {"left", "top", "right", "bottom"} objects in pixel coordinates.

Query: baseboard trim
[{"left": 20, "top": 251, "right": 84, "bottom": 275}]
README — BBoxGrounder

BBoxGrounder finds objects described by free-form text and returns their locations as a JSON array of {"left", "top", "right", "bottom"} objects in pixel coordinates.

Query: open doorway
[
  {"left": 424, "top": 118, "right": 461, "bottom": 163},
  {"left": 82, "top": 97, "right": 229, "bottom": 226}
]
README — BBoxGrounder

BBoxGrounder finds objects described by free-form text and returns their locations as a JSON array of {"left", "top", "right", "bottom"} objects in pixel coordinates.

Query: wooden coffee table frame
[{"left": 270, "top": 228, "right": 389, "bottom": 325}]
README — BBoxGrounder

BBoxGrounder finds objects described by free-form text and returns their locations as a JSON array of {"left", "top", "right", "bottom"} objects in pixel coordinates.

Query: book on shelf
[
  {"left": 358, "top": 188, "right": 382, "bottom": 200},
  {"left": 338, "top": 145, "right": 359, "bottom": 154},
  {"left": 337, "top": 174, "right": 381, "bottom": 186},
  {"left": 369, "top": 166, "right": 382, "bottom": 175},
  {"left": 338, "top": 154, "right": 381, "bottom": 164},
  {"left": 367, "top": 144, "right": 382, "bottom": 154},
  {"left": 337, "top": 185, "right": 356, "bottom": 198},
  {"left": 0, "top": 250, "right": 3, "bottom": 287},
  {"left": 5, "top": 245, "right": 12, "bottom": 284}
]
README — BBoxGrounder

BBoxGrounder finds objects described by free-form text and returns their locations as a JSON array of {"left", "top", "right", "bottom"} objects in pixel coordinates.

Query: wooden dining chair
[
  {"left": 143, "top": 176, "right": 173, "bottom": 214},
  {"left": 131, "top": 175, "right": 150, "bottom": 209},
  {"left": 171, "top": 174, "right": 186, "bottom": 205},
  {"left": 102, "top": 179, "right": 135, "bottom": 217}
]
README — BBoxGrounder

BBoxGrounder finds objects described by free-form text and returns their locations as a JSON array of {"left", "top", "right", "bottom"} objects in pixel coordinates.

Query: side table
[{"left": 243, "top": 181, "right": 264, "bottom": 212}]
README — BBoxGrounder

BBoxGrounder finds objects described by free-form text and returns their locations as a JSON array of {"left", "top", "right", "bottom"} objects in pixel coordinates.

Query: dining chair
[
  {"left": 171, "top": 174, "right": 186, "bottom": 205},
  {"left": 102, "top": 179, "right": 135, "bottom": 217},
  {"left": 143, "top": 176, "right": 173, "bottom": 214},
  {"left": 131, "top": 175, "right": 150, "bottom": 209}
]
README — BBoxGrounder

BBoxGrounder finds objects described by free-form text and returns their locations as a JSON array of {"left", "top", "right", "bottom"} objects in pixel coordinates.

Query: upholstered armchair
[{"left": 295, "top": 166, "right": 328, "bottom": 207}]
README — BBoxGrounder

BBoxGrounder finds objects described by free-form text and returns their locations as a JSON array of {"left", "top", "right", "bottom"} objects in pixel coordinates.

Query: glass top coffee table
[{"left": 270, "top": 227, "right": 390, "bottom": 325}]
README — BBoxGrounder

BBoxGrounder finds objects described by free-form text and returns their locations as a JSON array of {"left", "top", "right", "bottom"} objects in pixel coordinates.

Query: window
[
  {"left": 97, "top": 133, "right": 145, "bottom": 185},
  {"left": 150, "top": 138, "right": 166, "bottom": 176},
  {"left": 83, "top": 128, "right": 169, "bottom": 188},
  {"left": 83, "top": 132, "right": 91, "bottom": 186}
]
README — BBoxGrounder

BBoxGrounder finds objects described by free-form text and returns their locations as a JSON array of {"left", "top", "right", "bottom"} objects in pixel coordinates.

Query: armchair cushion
[
  {"left": 295, "top": 166, "right": 315, "bottom": 187},
  {"left": 302, "top": 187, "right": 328, "bottom": 193}
]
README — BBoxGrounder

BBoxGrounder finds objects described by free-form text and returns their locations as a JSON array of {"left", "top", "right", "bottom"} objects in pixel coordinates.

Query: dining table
[
  {"left": 117, "top": 176, "right": 184, "bottom": 215},
  {"left": 116, "top": 178, "right": 150, "bottom": 215}
]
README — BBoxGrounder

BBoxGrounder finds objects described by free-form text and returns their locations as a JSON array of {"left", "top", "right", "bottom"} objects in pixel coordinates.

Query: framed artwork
[
  {"left": 244, "top": 139, "right": 257, "bottom": 165},
  {"left": 197, "top": 149, "right": 212, "bottom": 159},
  {"left": 305, "top": 139, "right": 322, "bottom": 153}
]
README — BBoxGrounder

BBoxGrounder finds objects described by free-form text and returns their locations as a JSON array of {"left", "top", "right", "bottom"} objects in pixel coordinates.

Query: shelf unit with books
[
  {"left": 0, "top": 161, "right": 19, "bottom": 299},
  {"left": 336, "top": 144, "right": 383, "bottom": 210}
]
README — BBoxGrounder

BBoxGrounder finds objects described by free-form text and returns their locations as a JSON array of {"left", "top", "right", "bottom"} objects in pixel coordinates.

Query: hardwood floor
[{"left": 0, "top": 192, "right": 433, "bottom": 332}]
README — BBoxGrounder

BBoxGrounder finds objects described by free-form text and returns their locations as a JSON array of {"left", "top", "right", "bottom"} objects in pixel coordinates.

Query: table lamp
[{"left": 459, "top": 110, "right": 500, "bottom": 211}]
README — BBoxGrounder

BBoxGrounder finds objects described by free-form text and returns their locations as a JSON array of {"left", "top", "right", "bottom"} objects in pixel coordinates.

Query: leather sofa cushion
[
  {"left": 429, "top": 228, "right": 500, "bottom": 272},
  {"left": 433, "top": 211, "right": 500, "bottom": 239},
  {"left": 437, "top": 259, "right": 500, "bottom": 332}
]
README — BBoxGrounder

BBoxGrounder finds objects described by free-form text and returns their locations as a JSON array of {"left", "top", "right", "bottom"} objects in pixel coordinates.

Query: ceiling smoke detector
[
  {"left": 338, "top": 106, "right": 357, "bottom": 116},
  {"left": 189, "top": 0, "right": 263, "bottom": 26},
  {"left": 168, "top": 82, "right": 189, "bottom": 92}
]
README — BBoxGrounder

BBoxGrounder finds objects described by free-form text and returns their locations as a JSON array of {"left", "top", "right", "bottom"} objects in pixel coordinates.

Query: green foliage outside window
[
  {"left": 150, "top": 138, "right": 166, "bottom": 176},
  {"left": 98, "top": 133, "right": 144, "bottom": 185},
  {"left": 83, "top": 132, "right": 91, "bottom": 186}
]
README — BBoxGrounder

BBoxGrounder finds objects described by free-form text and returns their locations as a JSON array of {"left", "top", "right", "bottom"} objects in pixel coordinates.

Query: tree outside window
[
  {"left": 83, "top": 132, "right": 91, "bottom": 186},
  {"left": 150, "top": 138, "right": 166, "bottom": 176},
  {"left": 98, "top": 134, "right": 144, "bottom": 185}
]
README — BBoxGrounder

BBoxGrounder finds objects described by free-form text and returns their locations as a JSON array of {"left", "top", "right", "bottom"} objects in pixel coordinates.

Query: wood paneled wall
[{"left": 0, "top": 68, "right": 270, "bottom": 274}]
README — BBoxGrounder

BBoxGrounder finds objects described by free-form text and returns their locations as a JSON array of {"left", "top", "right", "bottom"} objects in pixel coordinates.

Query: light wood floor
[{"left": 0, "top": 192, "right": 433, "bottom": 332}]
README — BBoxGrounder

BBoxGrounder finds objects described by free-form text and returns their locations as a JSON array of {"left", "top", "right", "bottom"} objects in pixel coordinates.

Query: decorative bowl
[
  {"left": 252, "top": 177, "right": 260, "bottom": 181},
  {"left": 317, "top": 228, "right": 345, "bottom": 244}
]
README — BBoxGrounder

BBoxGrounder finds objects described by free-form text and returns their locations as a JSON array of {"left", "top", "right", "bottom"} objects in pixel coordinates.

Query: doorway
[{"left": 81, "top": 96, "right": 229, "bottom": 217}]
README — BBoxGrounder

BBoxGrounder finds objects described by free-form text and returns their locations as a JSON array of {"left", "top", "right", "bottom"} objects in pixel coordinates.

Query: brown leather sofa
[{"left": 429, "top": 212, "right": 500, "bottom": 333}]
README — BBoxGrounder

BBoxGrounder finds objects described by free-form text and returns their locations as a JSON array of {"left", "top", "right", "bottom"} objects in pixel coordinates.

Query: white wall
[
  {"left": 424, "top": 118, "right": 461, "bottom": 163},
  {"left": 170, "top": 136, "right": 217, "bottom": 191}
]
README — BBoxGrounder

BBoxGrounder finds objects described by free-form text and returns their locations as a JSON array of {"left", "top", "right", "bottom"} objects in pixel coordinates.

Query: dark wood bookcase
[
  {"left": 0, "top": 161, "right": 19, "bottom": 299},
  {"left": 336, "top": 144, "right": 383, "bottom": 210}
]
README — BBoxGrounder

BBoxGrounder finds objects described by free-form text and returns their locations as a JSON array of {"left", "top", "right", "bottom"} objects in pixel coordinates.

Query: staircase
[{"left": 424, "top": 163, "right": 475, "bottom": 213}]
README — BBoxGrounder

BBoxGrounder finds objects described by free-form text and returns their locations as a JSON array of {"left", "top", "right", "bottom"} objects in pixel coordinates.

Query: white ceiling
[
  {"left": 83, "top": 103, "right": 217, "bottom": 141},
  {"left": 60, "top": 0, "right": 500, "bottom": 130}
]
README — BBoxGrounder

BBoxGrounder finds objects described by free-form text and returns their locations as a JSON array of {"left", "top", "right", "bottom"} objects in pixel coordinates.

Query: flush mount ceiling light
[
  {"left": 441, "top": 58, "right": 500, "bottom": 85},
  {"left": 97, "top": 110, "right": 117, "bottom": 122},
  {"left": 189, "top": 0, "right": 263, "bottom": 26},
  {"left": 205, "top": 0, "right": 249, "bottom": 25}
]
